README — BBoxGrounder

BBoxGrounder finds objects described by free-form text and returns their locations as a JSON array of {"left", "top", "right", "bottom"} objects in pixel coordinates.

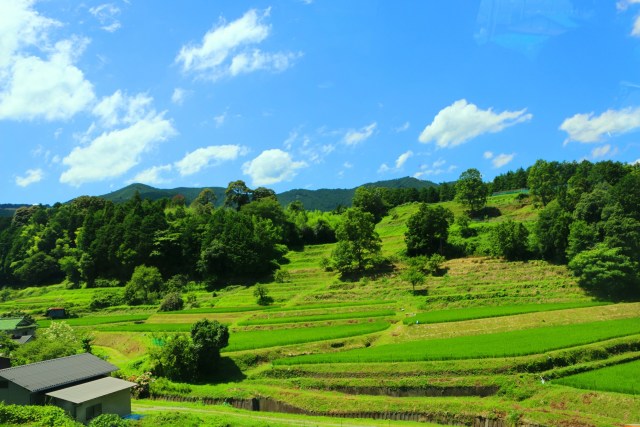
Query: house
[
  {"left": 45, "top": 307, "right": 66, "bottom": 319},
  {"left": 0, "top": 317, "right": 37, "bottom": 338},
  {"left": 0, "top": 353, "right": 135, "bottom": 423}
]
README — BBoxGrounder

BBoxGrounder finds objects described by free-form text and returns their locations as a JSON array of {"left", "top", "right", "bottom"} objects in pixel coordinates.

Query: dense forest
[{"left": 0, "top": 159, "right": 638, "bottom": 302}]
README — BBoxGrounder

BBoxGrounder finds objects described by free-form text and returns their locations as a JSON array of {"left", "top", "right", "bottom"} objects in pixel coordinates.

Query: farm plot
[
  {"left": 37, "top": 314, "right": 150, "bottom": 328},
  {"left": 98, "top": 320, "right": 390, "bottom": 352},
  {"left": 275, "top": 317, "right": 640, "bottom": 365},
  {"left": 554, "top": 359, "right": 640, "bottom": 395},
  {"left": 403, "top": 302, "right": 606, "bottom": 325},
  {"left": 238, "top": 309, "right": 395, "bottom": 326}
]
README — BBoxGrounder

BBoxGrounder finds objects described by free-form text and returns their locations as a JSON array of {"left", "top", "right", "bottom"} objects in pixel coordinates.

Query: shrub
[
  {"left": 488, "top": 220, "right": 530, "bottom": 260},
  {"left": 159, "top": 292, "right": 184, "bottom": 312},
  {"left": 253, "top": 284, "right": 272, "bottom": 305},
  {"left": 89, "top": 291, "right": 123, "bottom": 311},
  {"left": 274, "top": 269, "right": 291, "bottom": 283},
  {"left": 88, "top": 413, "right": 129, "bottom": 427}
]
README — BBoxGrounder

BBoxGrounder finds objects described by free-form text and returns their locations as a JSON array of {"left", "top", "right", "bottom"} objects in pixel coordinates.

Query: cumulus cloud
[
  {"left": 0, "top": 2, "right": 95, "bottom": 121},
  {"left": 492, "top": 153, "right": 515, "bottom": 168},
  {"left": 343, "top": 122, "right": 377, "bottom": 145},
  {"left": 127, "top": 164, "right": 173, "bottom": 185},
  {"left": 590, "top": 144, "right": 617, "bottom": 159},
  {"left": 176, "top": 8, "right": 300, "bottom": 81},
  {"left": 89, "top": 3, "right": 121, "bottom": 32},
  {"left": 378, "top": 163, "right": 390, "bottom": 173},
  {"left": 395, "top": 150, "right": 413, "bottom": 169},
  {"left": 483, "top": 151, "right": 494, "bottom": 159},
  {"left": 15, "top": 168, "right": 43, "bottom": 187},
  {"left": 92, "top": 91, "right": 153, "bottom": 128},
  {"left": 418, "top": 99, "right": 532, "bottom": 148},
  {"left": 394, "top": 121, "right": 410, "bottom": 133},
  {"left": 242, "top": 149, "right": 307, "bottom": 186},
  {"left": 175, "top": 145, "right": 249, "bottom": 176},
  {"left": 60, "top": 111, "right": 176, "bottom": 186},
  {"left": 560, "top": 107, "right": 640, "bottom": 143}
]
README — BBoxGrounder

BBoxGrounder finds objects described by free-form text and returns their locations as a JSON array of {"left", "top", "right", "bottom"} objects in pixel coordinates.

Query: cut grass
[
  {"left": 275, "top": 317, "right": 640, "bottom": 364},
  {"left": 554, "top": 359, "right": 640, "bottom": 395},
  {"left": 239, "top": 309, "right": 395, "bottom": 326},
  {"left": 403, "top": 301, "right": 607, "bottom": 325}
]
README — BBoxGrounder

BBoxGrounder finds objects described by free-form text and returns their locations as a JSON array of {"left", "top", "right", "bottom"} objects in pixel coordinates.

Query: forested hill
[
  {"left": 100, "top": 177, "right": 437, "bottom": 211},
  {"left": 0, "top": 204, "right": 31, "bottom": 217}
]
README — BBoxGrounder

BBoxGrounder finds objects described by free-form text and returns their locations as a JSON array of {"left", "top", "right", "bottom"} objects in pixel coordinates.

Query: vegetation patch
[
  {"left": 554, "top": 359, "right": 640, "bottom": 395},
  {"left": 239, "top": 309, "right": 395, "bottom": 326},
  {"left": 276, "top": 317, "right": 640, "bottom": 364},
  {"left": 403, "top": 301, "right": 606, "bottom": 325},
  {"left": 37, "top": 313, "right": 150, "bottom": 328}
]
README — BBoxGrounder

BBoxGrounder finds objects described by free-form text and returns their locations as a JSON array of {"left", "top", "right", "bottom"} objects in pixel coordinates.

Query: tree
[
  {"left": 159, "top": 292, "right": 184, "bottom": 312},
  {"left": 352, "top": 187, "right": 388, "bottom": 223},
  {"left": 455, "top": 169, "right": 488, "bottom": 215},
  {"left": 534, "top": 200, "right": 572, "bottom": 263},
  {"left": 124, "top": 265, "right": 164, "bottom": 305},
  {"left": 568, "top": 244, "right": 639, "bottom": 300},
  {"left": 405, "top": 204, "right": 453, "bottom": 256},
  {"left": 488, "top": 220, "right": 530, "bottom": 260},
  {"left": 190, "top": 189, "right": 216, "bottom": 216},
  {"left": 527, "top": 160, "right": 562, "bottom": 206},
  {"left": 252, "top": 187, "right": 277, "bottom": 201},
  {"left": 331, "top": 208, "right": 382, "bottom": 273},
  {"left": 253, "top": 284, "right": 272, "bottom": 305},
  {"left": 402, "top": 267, "right": 426, "bottom": 294},
  {"left": 149, "top": 334, "right": 197, "bottom": 381},
  {"left": 224, "top": 180, "right": 252, "bottom": 210},
  {"left": 191, "top": 319, "right": 229, "bottom": 375}
]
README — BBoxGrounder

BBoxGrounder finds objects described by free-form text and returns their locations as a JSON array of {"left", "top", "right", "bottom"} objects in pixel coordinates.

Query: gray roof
[
  {"left": 12, "top": 335, "right": 34, "bottom": 345},
  {"left": 46, "top": 377, "right": 136, "bottom": 404},
  {"left": 0, "top": 353, "right": 118, "bottom": 392}
]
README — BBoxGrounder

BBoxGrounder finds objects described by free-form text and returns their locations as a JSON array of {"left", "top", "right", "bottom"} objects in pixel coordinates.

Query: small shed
[
  {"left": 0, "top": 317, "right": 36, "bottom": 338},
  {"left": 46, "top": 377, "right": 136, "bottom": 423},
  {"left": 45, "top": 308, "right": 66, "bottom": 319}
]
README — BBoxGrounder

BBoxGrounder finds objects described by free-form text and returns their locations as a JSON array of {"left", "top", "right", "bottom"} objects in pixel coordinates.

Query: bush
[
  {"left": 0, "top": 403, "right": 79, "bottom": 427},
  {"left": 92, "top": 278, "right": 122, "bottom": 288},
  {"left": 253, "top": 284, "right": 272, "bottom": 305},
  {"left": 88, "top": 413, "right": 129, "bottom": 427},
  {"left": 89, "top": 291, "right": 124, "bottom": 311},
  {"left": 274, "top": 269, "right": 291, "bottom": 283},
  {"left": 159, "top": 292, "right": 184, "bottom": 312},
  {"left": 488, "top": 220, "right": 530, "bottom": 261}
]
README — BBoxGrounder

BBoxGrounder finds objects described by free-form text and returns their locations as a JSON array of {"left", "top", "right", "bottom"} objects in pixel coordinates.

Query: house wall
[
  {"left": 64, "top": 389, "right": 132, "bottom": 424},
  {"left": 0, "top": 382, "right": 31, "bottom": 405}
]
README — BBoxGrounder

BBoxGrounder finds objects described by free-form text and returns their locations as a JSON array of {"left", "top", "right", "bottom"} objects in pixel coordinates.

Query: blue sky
[{"left": 2, "top": 0, "right": 640, "bottom": 204}]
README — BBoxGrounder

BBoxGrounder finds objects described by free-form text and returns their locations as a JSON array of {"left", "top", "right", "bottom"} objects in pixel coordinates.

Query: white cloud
[
  {"left": 176, "top": 8, "right": 300, "bottom": 81},
  {"left": 60, "top": 111, "right": 176, "bottom": 186},
  {"left": 418, "top": 99, "right": 532, "bottom": 148},
  {"left": 378, "top": 163, "right": 390, "bottom": 173},
  {"left": 343, "top": 161, "right": 353, "bottom": 169},
  {"left": 618, "top": 0, "right": 640, "bottom": 11},
  {"left": 171, "top": 88, "right": 188, "bottom": 105},
  {"left": 89, "top": 3, "right": 121, "bottom": 33},
  {"left": 175, "top": 145, "right": 249, "bottom": 176},
  {"left": 483, "top": 151, "right": 494, "bottom": 159},
  {"left": 590, "top": 144, "right": 618, "bottom": 159},
  {"left": 0, "top": 38, "right": 95, "bottom": 121},
  {"left": 214, "top": 111, "right": 228, "bottom": 127},
  {"left": 127, "top": 164, "right": 173, "bottom": 185},
  {"left": 560, "top": 107, "right": 640, "bottom": 143},
  {"left": 631, "top": 158, "right": 640, "bottom": 165},
  {"left": 92, "top": 90, "right": 153, "bottom": 128},
  {"left": 414, "top": 160, "right": 457, "bottom": 178},
  {"left": 394, "top": 121, "right": 410, "bottom": 133},
  {"left": 492, "top": 153, "right": 515, "bottom": 168},
  {"left": 344, "top": 122, "right": 377, "bottom": 145},
  {"left": 15, "top": 168, "right": 43, "bottom": 187},
  {"left": 242, "top": 149, "right": 307, "bottom": 186},
  {"left": 395, "top": 150, "right": 413, "bottom": 169},
  {"left": 633, "top": 16, "right": 640, "bottom": 36}
]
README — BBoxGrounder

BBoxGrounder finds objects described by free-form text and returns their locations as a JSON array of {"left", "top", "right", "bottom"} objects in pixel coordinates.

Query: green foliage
[
  {"left": 331, "top": 208, "right": 382, "bottom": 273},
  {"left": 404, "top": 204, "right": 453, "bottom": 256},
  {"left": 401, "top": 267, "right": 425, "bottom": 293},
  {"left": 568, "top": 244, "right": 639, "bottom": 299},
  {"left": 555, "top": 359, "right": 640, "bottom": 395},
  {"left": 488, "top": 220, "right": 530, "bottom": 260},
  {"left": 191, "top": 318, "right": 229, "bottom": 366},
  {"left": 159, "top": 292, "right": 184, "bottom": 312},
  {"left": 12, "top": 321, "right": 84, "bottom": 365},
  {"left": 12, "top": 252, "right": 62, "bottom": 285},
  {"left": 89, "top": 290, "right": 124, "bottom": 311},
  {"left": 149, "top": 334, "right": 198, "bottom": 382},
  {"left": 238, "top": 309, "right": 395, "bottom": 326},
  {"left": 534, "top": 200, "right": 572, "bottom": 262},
  {"left": 124, "top": 265, "right": 164, "bottom": 305},
  {"left": 0, "top": 403, "right": 80, "bottom": 427},
  {"left": 88, "top": 413, "right": 129, "bottom": 427},
  {"left": 273, "top": 269, "right": 291, "bottom": 283},
  {"left": 278, "top": 317, "right": 640, "bottom": 364},
  {"left": 455, "top": 168, "right": 488, "bottom": 215},
  {"left": 223, "top": 180, "right": 252, "bottom": 210},
  {"left": 253, "top": 284, "right": 272, "bottom": 305},
  {"left": 352, "top": 186, "right": 388, "bottom": 223},
  {"left": 527, "top": 159, "right": 562, "bottom": 206}
]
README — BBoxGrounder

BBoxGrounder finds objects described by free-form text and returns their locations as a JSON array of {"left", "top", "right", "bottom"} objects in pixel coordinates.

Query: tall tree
[
  {"left": 527, "top": 159, "right": 562, "bottom": 206},
  {"left": 352, "top": 186, "right": 389, "bottom": 223},
  {"left": 331, "top": 208, "right": 382, "bottom": 273},
  {"left": 224, "top": 180, "right": 252, "bottom": 211},
  {"left": 405, "top": 204, "right": 453, "bottom": 256},
  {"left": 455, "top": 168, "right": 488, "bottom": 215}
]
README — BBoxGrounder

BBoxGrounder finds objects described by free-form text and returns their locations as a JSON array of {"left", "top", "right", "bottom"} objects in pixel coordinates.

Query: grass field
[
  {"left": 37, "top": 314, "right": 150, "bottom": 328},
  {"left": 238, "top": 309, "right": 395, "bottom": 325},
  {"left": 276, "top": 317, "right": 640, "bottom": 364},
  {"left": 402, "top": 301, "right": 607, "bottom": 325},
  {"left": 554, "top": 359, "right": 640, "bottom": 395}
]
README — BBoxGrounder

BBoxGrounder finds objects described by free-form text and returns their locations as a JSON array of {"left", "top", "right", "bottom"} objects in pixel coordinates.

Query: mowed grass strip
[
  {"left": 99, "top": 321, "right": 390, "bottom": 351},
  {"left": 554, "top": 359, "right": 640, "bottom": 395},
  {"left": 37, "top": 314, "right": 150, "bottom": 328},
  {"left": 275, "top": 317, "right": 640, "bottom": 365},
  {"left": 403, "top": 302, "right": 607, "bottom": 325},
  {"left": 267, "top": 300, "right": 394, "bottom": 312},
  {"left": 238, "top": 310, "right": 395, "bottom": 326},
  {"left": 159, "top": 306, "right": 277, "bottom": 315}
]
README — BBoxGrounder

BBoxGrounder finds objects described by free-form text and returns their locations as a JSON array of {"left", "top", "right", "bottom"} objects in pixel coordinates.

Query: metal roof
[
  {"left": 46, "top": 376, "right": 136, "bottom": 404},
  {"left": 0, "top": 353, "right": 118, "bottom": 392}
]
